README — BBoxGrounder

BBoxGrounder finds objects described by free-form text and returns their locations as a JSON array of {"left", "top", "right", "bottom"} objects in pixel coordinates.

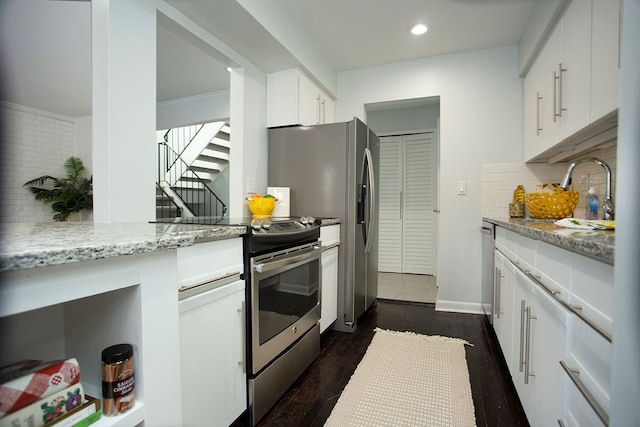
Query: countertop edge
[
  {"left": 319, "top": 218, "right": 341, "bottom": 226},
  {"left": 0, "top": 224, "right": 247, "bottom": 273},
  {"left": 483, "top": 217, "right": 614, "bottom": 265}
]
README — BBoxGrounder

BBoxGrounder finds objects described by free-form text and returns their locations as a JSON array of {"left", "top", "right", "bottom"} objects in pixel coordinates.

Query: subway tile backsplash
[{"left": 482, "top": 146, "right": 617, "bottom": 219}]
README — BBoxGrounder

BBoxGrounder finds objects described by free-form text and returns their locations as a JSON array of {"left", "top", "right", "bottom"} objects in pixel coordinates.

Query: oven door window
[{"left": 257, "top": 257, "right": 320, "bottom": 345}]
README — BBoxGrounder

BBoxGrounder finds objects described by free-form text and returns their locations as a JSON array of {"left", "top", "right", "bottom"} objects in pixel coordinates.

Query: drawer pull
[
  {"left": 495, "top": 247, "right": 612, "bottom": 342},
  {"left": 513, "top": 258, "right": 612, "bottom": 344},
  {"left": 560, "top": 360, "right": 609, "bottom": 426}
]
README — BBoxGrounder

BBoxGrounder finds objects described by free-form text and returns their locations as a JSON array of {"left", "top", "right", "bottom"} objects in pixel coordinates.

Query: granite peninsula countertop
[
  {"left": 0, "top": 222, "right": 247, "bottom": 272},
  {"left": 483, "top": 217, "right": 614, "bottom": 265}
]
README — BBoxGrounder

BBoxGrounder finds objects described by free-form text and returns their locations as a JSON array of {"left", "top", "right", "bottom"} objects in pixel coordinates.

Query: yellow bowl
[
  {"left": 247, "top": 197, "right": 276, "bottom": 218},
  {"left": 525, "top": 191, "right": 579, "bottom": 219}
]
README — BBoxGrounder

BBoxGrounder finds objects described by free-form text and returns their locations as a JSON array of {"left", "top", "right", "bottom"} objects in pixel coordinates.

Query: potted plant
[{"left": 23, "top": 156, "right": 93, "bottom": 221}]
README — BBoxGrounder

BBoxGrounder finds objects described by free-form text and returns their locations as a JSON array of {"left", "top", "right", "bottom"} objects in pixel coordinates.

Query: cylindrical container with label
[{"left": 101, "top": 343, "right": 135, "bottom": 416}]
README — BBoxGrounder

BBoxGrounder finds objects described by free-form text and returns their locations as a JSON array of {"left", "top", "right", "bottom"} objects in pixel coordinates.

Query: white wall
[
  {"left": 366, "top": 104, "right": 440, "bottom": 135},
  {"left": 0, "top": 103, "right": 77, "bottom": 222},
  {"left": 337, "top": 46, "right": 523, "bottom": 313},
  {"left": 156, "top": 91, "right": 230, "bottom": 130}
]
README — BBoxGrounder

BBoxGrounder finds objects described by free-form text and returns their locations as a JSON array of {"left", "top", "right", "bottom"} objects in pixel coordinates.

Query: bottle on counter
[{"left": 586, "top": 187, "right": 599, "bottom": 220}]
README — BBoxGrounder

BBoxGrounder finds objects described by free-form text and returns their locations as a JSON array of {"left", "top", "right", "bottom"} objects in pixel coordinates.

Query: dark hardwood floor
[{"left": 233, "top": 300, "right": 529, "bottom": 427}]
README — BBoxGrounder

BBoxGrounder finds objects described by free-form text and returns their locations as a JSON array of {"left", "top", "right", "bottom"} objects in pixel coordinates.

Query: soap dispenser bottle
[{"left": 586, "top": 187, "right": 599, "bottom": 220}]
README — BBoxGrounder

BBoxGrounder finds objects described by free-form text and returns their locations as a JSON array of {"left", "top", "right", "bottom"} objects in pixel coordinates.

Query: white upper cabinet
[
  {"left": 266, "top": 69, "right": 335, "bottom": 128},
  {"left": 590, "top": 0, "right": 621, "bottom": 122},
  {"left": 523, "top": 0, "right": 619, "bottom": 162}
]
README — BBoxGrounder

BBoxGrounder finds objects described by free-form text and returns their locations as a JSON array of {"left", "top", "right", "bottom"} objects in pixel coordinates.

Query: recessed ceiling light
[{"left": 410, "top": 23, "right": 428, "bottom": 36}]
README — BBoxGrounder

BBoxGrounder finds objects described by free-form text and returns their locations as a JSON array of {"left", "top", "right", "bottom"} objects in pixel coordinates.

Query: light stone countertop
[
  {"left": 0, "top": 222, "right": 247, "bottom": 272},
  {"left": 318, "top": 217, "right": 341, "bottom": 226},
  {"left": 483, "top": 217, "right": 614, "bottom": 265}
]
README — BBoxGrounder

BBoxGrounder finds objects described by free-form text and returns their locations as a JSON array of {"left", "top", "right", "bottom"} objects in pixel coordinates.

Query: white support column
[{"left": 92, "top": 0, "right": 156, "bottom": 222}]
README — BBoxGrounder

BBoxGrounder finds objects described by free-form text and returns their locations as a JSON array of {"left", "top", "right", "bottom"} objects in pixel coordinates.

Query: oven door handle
[{"left": 253, "top": 245, "right": 321, "bottom": 275}]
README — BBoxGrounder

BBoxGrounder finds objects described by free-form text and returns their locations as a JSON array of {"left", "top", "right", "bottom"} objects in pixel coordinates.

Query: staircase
[{"left": 156, "top": 122, "right": 230, "bottom": 219}]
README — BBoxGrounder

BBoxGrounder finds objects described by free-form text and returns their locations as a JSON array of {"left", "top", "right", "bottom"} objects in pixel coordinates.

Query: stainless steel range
[
  {"left": 244, "top": 217, "right": 321, "bottom": 425},
  {"left": 153, "top": 216, "right": 322, "bottom": 425}
]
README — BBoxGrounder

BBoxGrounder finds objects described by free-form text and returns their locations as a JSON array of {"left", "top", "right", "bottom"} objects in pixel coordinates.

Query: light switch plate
[{"left": 457, "top": 181, "right": 467, "bottom": 195}]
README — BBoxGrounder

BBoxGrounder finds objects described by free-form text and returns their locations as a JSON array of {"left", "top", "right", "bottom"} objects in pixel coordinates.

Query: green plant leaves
[{"left": 23, "top": 157, "right": 93, "bottom": 221}]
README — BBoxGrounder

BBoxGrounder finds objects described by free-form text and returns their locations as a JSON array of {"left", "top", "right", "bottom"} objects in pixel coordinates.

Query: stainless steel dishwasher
[{"left": 480, "top": 221, "right": 495, "bottom": 324}]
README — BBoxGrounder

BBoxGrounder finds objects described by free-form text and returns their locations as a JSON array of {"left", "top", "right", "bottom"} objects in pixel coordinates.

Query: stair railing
[
  {"left": 163, "top": 124, "right": 202, "bottom": 159},
  {"left": 157, "top": 142, "right": 227, "bottom": 219}
]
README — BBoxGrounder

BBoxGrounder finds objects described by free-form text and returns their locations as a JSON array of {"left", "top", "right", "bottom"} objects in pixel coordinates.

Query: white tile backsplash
[{"left": 482, "top": 146, "right": 617, "bottom": 219}]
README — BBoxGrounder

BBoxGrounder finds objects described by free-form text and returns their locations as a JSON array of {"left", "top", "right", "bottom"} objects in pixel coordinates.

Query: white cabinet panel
[
  {"left": 495, "top": 226, "right": 518, "bottom": 261},
  {"left": 565, "top": 317, "right": 612, "bottom": 426},
  {"left": 522, "top": 0, "right": 619, "bottom": 162},
  {"left": 320, "top": 224, "right": 341, "bottom": 247},
  {"left": 320, "top": 225, "right": 340, "bottom": 333},
  {"left": 571, "top": 255, "right": 614, "bottom": 333},
  {"left": 590, "top": 0, "right": 621, "bottom": 122},
  {"left": 494, "top": 226, "right": 612, "bottom": 426},
  {"left": 494, "top": 250, "right": 516, "bottom": 373},
  {"left": 321, "top": 246, "right": 339, "bottom": 332},
  {"left": 513, "top": 268, "right": 568, "bottom": 426},
  {"left": 266, "top": 69, "right": 334, "bottom": 127},
  {"left": 179, "top": 279, "right": 246, "bottom": 427},
  {"left": 528, "top": 279, "right": 568, "bottom": 427},
  {"left": 555, "top": 0, "right": 591, "bottom": 140},
  {"left": 535, "top": 240, "right": 572, "bottom": 297},
  {"left": 177, "top": 238, "right": 243, "bottom": 289}
]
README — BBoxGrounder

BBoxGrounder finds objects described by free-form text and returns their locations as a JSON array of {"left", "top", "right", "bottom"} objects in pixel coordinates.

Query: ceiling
[{"left": 0, "top": 0, "right": 537, "bottom": 118}]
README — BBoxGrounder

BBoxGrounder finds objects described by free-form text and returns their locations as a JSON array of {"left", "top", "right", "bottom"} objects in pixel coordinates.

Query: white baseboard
[{"left": 435, "top": 300, "right": 484, "bottom": 315}]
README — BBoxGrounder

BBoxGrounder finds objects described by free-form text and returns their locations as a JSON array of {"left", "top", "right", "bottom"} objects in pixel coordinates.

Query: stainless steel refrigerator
[{"left": 268, "top": 117, "right": 379, "bottom": 333}]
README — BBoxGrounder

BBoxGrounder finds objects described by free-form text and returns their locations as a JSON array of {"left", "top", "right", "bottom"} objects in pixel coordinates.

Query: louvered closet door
[
  {"left": 402, "top": 134, "right": 435, "bottom": 274},
  {"left": 378, "top": 137, "right": 403, "bottom": 272},
  {"left": 378, "top": 133, "right": 435, "bottom": 275}
]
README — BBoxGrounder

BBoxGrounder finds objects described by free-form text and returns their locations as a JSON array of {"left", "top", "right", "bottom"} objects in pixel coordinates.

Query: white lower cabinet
[
  {"left": 495, "top": 226, "right": 612, "bottom": 426},
  {"left": 513, "top": 267, "right": 568, "bottom": 426},
  {"left": 179, "top": 279, "right": 247, "bottom": 427},
  {"left": 320, "top": 224, "right": 340, "bottom": 333},
  {"left": 321, "top": 246, "right": 339, "bottom": 333},
  {"left": 564, "top": 316, "right": 611, "bottom": 427},
  {"left": 493, "top": 250, "right": 516, "bottom": 372}
]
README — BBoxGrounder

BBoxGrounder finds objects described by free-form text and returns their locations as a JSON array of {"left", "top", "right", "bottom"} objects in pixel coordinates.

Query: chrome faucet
[{"left": 559, "top": 157, "right": 615, "bottom": 220}]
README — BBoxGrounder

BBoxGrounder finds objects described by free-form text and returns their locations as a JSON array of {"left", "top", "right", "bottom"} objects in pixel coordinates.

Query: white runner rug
[{"left": 325, "top": 328, "right": 476, "bottom": 426}]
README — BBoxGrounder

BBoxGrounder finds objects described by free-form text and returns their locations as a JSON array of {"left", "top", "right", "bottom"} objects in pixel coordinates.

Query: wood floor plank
[{"left": 232, "top": 300, "right": 529, "bottom": 426}]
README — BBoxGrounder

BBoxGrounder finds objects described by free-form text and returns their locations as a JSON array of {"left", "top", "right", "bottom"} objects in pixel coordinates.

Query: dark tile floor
[{"left": 233, "top": 300, "right": 529, "bottom": 427}]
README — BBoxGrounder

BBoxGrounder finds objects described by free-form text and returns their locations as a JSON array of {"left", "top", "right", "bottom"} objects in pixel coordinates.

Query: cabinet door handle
[
  {"left": 536, "top": 92, "right": 543, "bottom": 135},
  {"left": 519, "top": 300, "right": 526, "bottom": 373},
  {"left": 321, "top": 98, "right": 326, "bottom": 123},
  {"left": 524, "top": 306, "right": 536, "bottom": 385},
  {"left": 553, "top": 69, "right": 558, "bottom": 122},
  {"left": 239, "top": 301, "right": 246, "bottom": 374},
  {"left": 554, "top": 63, "right": 567, "bottom": 121},
  {"left": 494, "top": 267, "right": 503, "bottom": 318},
  {"left": 558, "top": 63, "right": 567, "bottom": 118},
  {"left": 560, "top": 360, "right": 609, "bottom": 426},
  {"left": 316, "top": 95, "right": 321, "bottom": 124}
]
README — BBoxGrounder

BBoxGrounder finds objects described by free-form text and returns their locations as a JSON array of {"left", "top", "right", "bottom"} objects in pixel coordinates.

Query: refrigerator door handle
[{"left": 364, "top": 147, "right": 375, "bottom": 253}]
